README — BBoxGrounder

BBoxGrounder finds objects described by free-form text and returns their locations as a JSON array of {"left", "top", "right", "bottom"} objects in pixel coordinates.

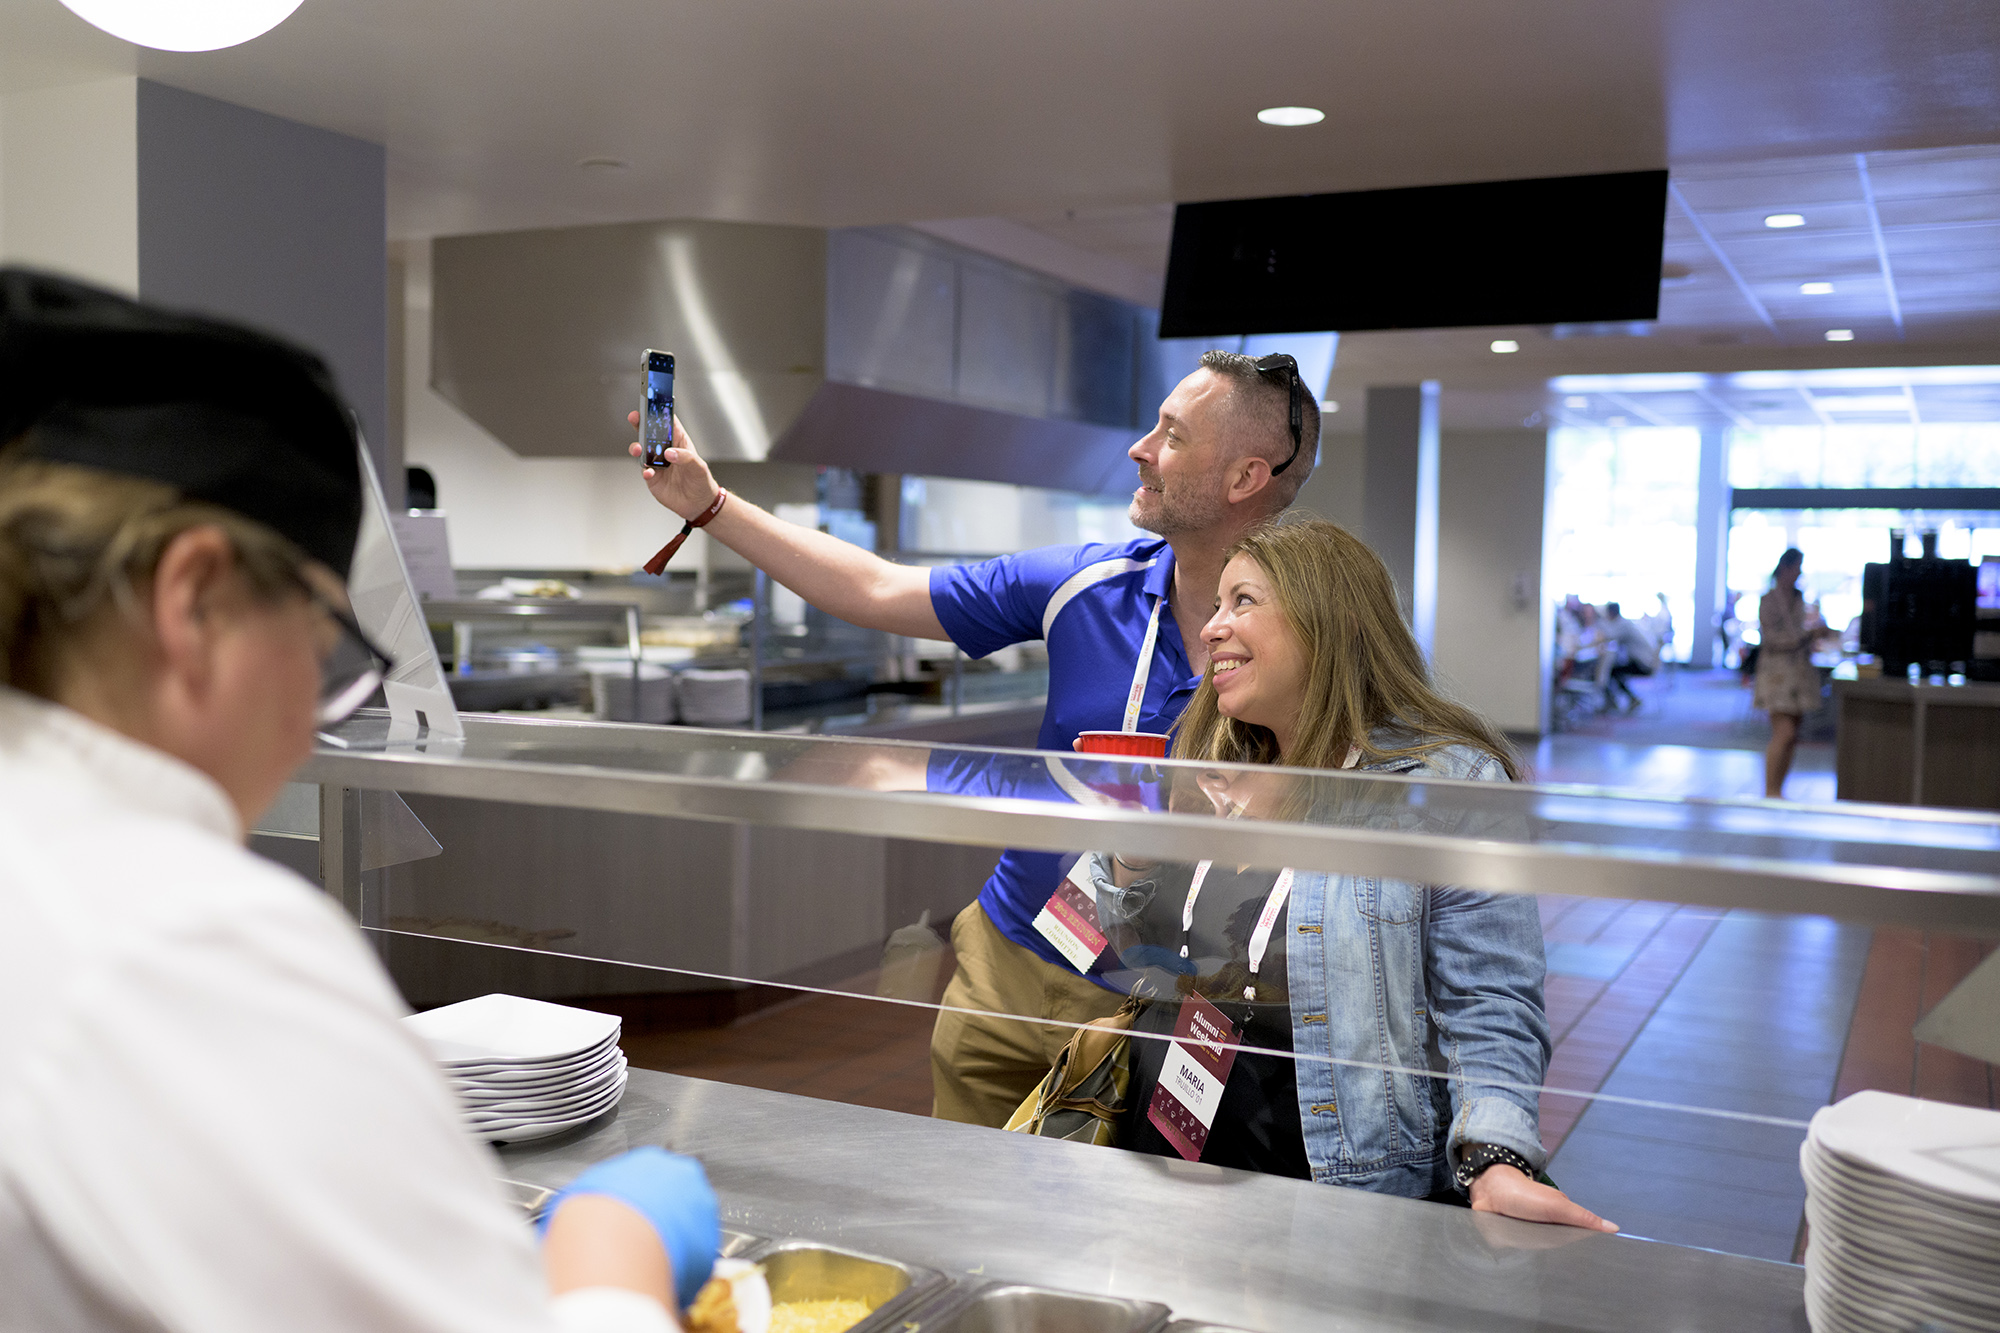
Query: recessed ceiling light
[
  {"left": 1490, "top": 339, "right": 1520, "bottom": 354},
  {"left": 1765, "top": 213, "right": 1806, "bottom": 229},
  {"left": 1608, "top": 416, "right": 1630, "bottom": 427},
  {"left": 1800, "top": 281, "right": 1835, "bottom": 295},
  {"left": 1324, "top": 401, "right": 1339, "bottom": 414},
  {"left": 57, "top": 0, "right": 303, "bottom": 50},
  {"left": 1565, "top": 395, "right": 1590, "bottom": 409},
  {"left": 1257, "top": 106, "right": 1325, "bottom": 127},
  {"left": 1825, "top": 329, "right": 1856, "bottom": 342},
  {"left": 579, "top": 156, "right": 631, "bottom": 170}
]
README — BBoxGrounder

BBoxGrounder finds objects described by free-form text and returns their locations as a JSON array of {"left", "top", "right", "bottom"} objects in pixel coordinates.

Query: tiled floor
[
  {"left": 615, "top": 667, "right": 1995, "bottom": 1262},
  {"left": 1545, "top": 911, "right": 1874, "bottom": 1260}
]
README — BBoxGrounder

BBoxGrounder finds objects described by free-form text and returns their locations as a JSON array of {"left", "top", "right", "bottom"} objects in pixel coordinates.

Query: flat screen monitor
[
  {"left": 1979, "top": 556, "right": 2000, "bottom": 612},
  {"left": 1160, "top": 169, "right": 1669, "bottom": 337}
]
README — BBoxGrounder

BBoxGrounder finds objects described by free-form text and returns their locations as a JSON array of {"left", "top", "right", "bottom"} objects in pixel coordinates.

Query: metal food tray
[
  {"left": 736, "top": 1238, "right": 949, "bottom": 1332},
  {"left": 914, "top": 1283, "right": 1172, "bottom": 1333},
  {"left": 720, "top": 1228, "right": 763, "bottom": 1259},
  {"left": 1162, "top": 1323, "right": 1256, "bottom": 1333}
]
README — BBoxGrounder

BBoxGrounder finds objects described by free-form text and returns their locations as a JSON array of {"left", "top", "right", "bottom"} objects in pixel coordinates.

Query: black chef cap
[{"left": 0, "top": 267, "right": 363, "bottom": 579}]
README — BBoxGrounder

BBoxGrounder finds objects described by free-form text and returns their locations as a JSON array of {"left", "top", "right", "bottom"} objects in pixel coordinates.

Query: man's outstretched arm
[{"left": 629, "top": 412, "right": 946, "bottom": 641}]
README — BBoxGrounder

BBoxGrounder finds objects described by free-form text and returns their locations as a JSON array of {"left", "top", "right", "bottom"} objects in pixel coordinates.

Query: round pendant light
[{"left": 57, "top": 0, "right": 306, "bottom": 53}]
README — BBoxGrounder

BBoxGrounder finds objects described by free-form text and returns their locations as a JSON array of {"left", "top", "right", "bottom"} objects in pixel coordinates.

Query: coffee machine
[{"left": 1860, "top": 529, "right": 1977, "bottom": 677}]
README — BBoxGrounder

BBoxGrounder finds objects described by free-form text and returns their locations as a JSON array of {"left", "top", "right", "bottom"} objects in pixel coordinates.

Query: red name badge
[
  {"left": 1033, "top": 878, "right": 1109, "bottom": 975},
  {"left": 1145, "top": 993, "right": 1239, "bottom": 1162}
]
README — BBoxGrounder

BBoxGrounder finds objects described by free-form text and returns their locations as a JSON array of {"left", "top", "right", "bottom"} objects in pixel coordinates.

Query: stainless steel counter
[{"left": 498, "top": 1070, "right": 1806, "bottom": 1333}]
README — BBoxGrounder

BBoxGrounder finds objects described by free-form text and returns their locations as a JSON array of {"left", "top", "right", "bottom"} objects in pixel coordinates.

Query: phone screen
[{"left": 642, "top": 352, "right": 674, "bottom": 467}]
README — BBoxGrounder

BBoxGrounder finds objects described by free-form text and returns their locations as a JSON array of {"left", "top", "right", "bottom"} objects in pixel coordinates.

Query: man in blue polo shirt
[{"left": 629, "top": 350, "right": 1320, "bottom": 1125}]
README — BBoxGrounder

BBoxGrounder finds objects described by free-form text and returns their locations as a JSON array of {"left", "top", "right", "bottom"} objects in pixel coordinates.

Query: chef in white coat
[{"left": 0, "top": 269, "right": 717, "bottom": 1333}]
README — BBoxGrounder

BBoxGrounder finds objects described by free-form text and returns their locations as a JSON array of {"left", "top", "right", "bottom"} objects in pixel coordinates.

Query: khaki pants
[{"left": 930, "top": 900, "right": 1124, "bottom": 1127}]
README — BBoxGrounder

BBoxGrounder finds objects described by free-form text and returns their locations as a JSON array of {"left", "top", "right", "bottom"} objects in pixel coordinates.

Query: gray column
[
  {"left": 1690, "top": 422, "right": 1730, "bottom": 669},
  {"left": 135, "top": 80, "right": 390, "bottom": 499},
  {"left": 1363, "top": 382, "right": 1441, "bottom": 654}
]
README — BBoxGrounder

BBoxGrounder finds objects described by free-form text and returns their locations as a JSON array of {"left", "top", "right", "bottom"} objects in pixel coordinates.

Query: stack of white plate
[
  {"left": 589, "top": 663, "right": 676, "bottom": 723},
  {"left": 404, "top": 994, "right": 628, "bottom": 1144},
  {"left": 1801, "top": 1089, "right": 2000, "bottom": 1332},
  {"left": 677, "top": 667, "right": 753, "bottom": 726}
]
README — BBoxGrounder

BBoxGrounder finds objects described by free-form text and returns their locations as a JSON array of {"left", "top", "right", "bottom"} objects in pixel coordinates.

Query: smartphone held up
[{"left": 642, "top": 349, "right": 675, "bottom": 468}]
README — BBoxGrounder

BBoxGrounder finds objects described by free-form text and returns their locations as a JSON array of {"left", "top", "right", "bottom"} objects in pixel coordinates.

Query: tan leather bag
[{"left": 1003, "top": 995, "right": 1148, "bottom": 1146}]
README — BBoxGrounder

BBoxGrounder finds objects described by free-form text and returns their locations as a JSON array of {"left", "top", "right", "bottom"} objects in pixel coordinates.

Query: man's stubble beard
[{"left": 1130, "top": 474, "right": 1230, "bottom": 538}]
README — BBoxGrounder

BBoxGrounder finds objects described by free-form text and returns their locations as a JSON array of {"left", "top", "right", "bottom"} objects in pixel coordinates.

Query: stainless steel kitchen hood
[{"left": 430, "top": 221, "right": 1165, "bottom": 494}]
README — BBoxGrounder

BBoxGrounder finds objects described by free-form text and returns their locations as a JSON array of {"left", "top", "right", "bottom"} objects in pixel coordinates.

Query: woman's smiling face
[{"left": 1202, "top": 553, "right": 1308, "bottom": 758}]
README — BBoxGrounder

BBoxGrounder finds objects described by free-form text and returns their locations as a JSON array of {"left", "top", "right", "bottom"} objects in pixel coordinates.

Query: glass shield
[
  {"left": 346, "top": 440, "right": 463, "bottom": 741},
  {"left": 288, "top": 713, "right": 2000, "bottom": 1298}
]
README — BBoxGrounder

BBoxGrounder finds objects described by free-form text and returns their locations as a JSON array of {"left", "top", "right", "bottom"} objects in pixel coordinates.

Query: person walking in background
[
  {"left": 1594, "top": 602, "right": 1659, "bottom": 713},
  {"left": 1756, "top": 548, "right": 1824, "bottom": 798}
]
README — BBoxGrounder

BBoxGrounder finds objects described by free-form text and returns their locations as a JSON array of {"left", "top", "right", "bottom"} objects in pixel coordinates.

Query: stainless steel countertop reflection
[
  {"left": 497, "top": 1070, "right": 1805, "bottom": 1333},
  {"left": 304, "top": 710, "right": 2000, "bottom": 929}
]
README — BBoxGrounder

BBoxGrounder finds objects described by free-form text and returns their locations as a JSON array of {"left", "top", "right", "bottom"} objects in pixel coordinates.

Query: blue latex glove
[{"left": 538, "top": 1147, "right": 719, "bottom": 1310}]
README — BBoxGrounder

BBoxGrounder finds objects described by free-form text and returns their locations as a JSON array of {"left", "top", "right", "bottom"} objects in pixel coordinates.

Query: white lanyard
[
  {"left": 1179, "top": 746, "right": 1360, "bottom": 986},
  {"left": 1123, "top": 596, "right": 1165, "bottom": 733},
  {"left": 1179, "top": 862, "right": 1296, "bottom": 1000}
]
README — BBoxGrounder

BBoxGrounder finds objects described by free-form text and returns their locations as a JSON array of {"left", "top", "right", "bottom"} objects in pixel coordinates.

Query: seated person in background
[
  {"left": 0, "top": 269, "right": 715, "bottom": 1332},
  {"left": 1595, "top": 601, "right": 1658, "bottom": 713},
  {"left": 1094, "top": 517, "right": 1613, "bottom": 1230}
]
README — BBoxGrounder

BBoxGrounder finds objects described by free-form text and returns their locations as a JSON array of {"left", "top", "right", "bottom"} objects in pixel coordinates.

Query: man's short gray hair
[{"left": 1197, "top": 349, "right": 1320, "bottom": 507}]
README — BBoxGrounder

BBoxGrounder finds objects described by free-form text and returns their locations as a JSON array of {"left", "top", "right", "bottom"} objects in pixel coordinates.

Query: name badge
[
  {"left": 1033, "top": 868, "right": 1109, "bottom": 975},
  {"left": 1145, "top": 993, "right": 1239, "bottom": 1162}
]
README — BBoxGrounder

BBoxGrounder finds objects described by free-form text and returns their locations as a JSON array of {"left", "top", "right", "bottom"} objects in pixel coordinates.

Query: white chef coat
[{"left": 0, "top": 689, "right": 674, "bottom": 1333}]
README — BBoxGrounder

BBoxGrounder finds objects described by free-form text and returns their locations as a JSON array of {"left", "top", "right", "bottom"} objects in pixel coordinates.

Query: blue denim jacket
[
  {"left": 1092, "top": 736, "right": 1550, "bottom": 1198},
  {"left": 1287, "top": 741, "right": 1549, "bottom": 1197}
]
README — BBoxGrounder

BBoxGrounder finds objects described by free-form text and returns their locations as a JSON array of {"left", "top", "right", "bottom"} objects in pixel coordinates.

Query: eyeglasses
[
  {"left": 291, "top": 573, "right": 395, "bottom": 725},
  {"left": 1252, "top": 353, "right": 1305, "bottom": 476}
]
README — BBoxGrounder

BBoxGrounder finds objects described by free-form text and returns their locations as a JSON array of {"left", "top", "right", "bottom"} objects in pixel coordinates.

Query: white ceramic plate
[
  {"left": 462, "top": 1065, "right": 628, "bottom": 1122},
  {"left": 441, "top": 1041, "right": 622, "bottom": 1084},
  {"left": 1810, "top": 1091, "right": 2000, "bottom": 1208},
  {"left": 406, "top": 994, "right": 621, "bottom": 1066},
  {"left": 450, "top": 1045, "right": 624, "bottom": 1096},
  {"left": 458, "top": 1059, "right": 629, "bottom": 1118},
  {"left": 466, "top": 1071, "right": 628, "bottom": 1142},
  {"left": 1804, "top": 1211, "right": 2000, "bottom": 1315},
  {"left": 1803, "top": 1149, "right": 2000, "bottom": 1265}
]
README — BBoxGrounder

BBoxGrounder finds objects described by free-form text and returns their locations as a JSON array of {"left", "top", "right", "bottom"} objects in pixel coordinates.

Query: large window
[
  {"left": 1726, "top": 423, "right": 2000, "bottom": 647},
  {"left": 1730, "top": 422, "right": 2000, "bottom": 489},
  {"left": 1546, "top": 426, "right": 1701, "bottom": 661},
  {"left": 1729, "top": 509, "right": 2000, "bottom": 646}
]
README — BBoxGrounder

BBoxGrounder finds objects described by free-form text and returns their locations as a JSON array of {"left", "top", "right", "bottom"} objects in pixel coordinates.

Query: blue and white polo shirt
[{"left": 928, "top": 538, "right": 1201, "bottom": 981}]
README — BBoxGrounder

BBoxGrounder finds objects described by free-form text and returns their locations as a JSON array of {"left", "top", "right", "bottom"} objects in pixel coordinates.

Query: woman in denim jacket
[{"left": 1095, "top": 518, "right": 1614, "bottom": 1232}]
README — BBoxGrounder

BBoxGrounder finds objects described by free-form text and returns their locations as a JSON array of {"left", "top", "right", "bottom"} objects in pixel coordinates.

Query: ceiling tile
[
  {"left": 1864, "top": 151, "right": 2000, "bottom": 198},
  {"left": 1877, "top": 192, "right": 2000, "bottom": 227},
  {"left": 1885, "top": 221, "right": 2000, "bottom": 257},
  {"left": 1705, "top": 210, "right": 1876, "bottom": 246},
  {"left": 1674, "top": 169, "right": 1862, "bottom": 213}
]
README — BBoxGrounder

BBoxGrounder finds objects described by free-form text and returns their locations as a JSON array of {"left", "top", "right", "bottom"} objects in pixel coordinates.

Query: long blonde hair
[{"left": 1171, "top": 516, "right": 1520, "bottom": 779}]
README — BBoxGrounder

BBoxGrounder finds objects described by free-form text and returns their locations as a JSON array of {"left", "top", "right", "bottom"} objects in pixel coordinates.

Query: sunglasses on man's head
[{"left": 1252, "top": 353, "right": 1305, "bottom": 477}]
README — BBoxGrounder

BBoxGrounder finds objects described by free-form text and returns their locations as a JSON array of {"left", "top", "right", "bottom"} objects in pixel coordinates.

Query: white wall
[
  {"left": 0, "top": 78, "right": 138, "bottom": 292},
  {"left": 1298, "top": 428, "right": 1545, "bottom": 733},
  {"left": 1432, "top": 429, "right": 1548, "bottom": 733},
  {"left": 399, "top": 238, "right": 689, "bottom": 570},
  {"left": 1290, "top": 430, "right": 1367, "bottom": 532}
]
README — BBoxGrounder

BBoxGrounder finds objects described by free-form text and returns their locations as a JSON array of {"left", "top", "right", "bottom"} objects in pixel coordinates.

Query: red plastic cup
[{"left": 1076, "top": 730, "right": 1170, "bottom": 758}]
